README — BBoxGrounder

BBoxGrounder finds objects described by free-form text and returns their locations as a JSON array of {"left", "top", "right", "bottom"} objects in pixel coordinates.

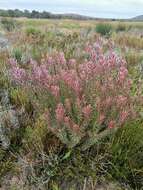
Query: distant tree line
[{"left": 0, "top": 9, "right": 94, "bottom": 20}]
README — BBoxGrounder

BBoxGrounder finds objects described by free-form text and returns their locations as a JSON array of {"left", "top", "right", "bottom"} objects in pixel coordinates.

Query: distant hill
[
  {"left": 0, "top": 9, "right": 96, "bottom": 20},
  {"left": 132, "top": 15, "right": 143, "bottom": 21},
  {"left": 51, "top": 13, "right": 95, "bottom": 20},
  {"left": 0, "top": 9, "right": 117, "bottom": 21}
]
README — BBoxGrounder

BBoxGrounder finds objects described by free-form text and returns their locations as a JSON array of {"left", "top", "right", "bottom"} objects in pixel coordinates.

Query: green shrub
[
  {"left": 116, "top": 23, "right": 127, "bottom": 32},
  {"left": 25, "top": 27, "right": 45, "bottom": 46},
  {"left": 25, "top": 27, "right": 44, "bottom": 39},
  {"left": 12, "top": 48, "right": 23, "bottom": 63},
  {"left": 16, "top": 120, "right": 143, "bottom": 189},
  {"left": 106, "top": 120, "right": 143, "bottom": 189},
  {"left": 96, "top": 23, "right": 113, "bottom": 36},
  {"left": 1, "top": 18, "right": 18, "bottom": 32},
  {"left": 125, "top": 51, "right": 143, "bottom": 67}
]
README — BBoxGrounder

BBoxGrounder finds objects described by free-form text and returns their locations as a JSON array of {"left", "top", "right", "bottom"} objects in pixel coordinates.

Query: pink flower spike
[
  {"left": 55, "top": 103, "right": 65, "bottom": 123},
  {"left": 50, "top": 85, "right": 60, "bottom": 97},
  {"left": 98, "top": 114, "right": 105, "bottom": 124},
  {"left": 108, "top": 120, "right": 116, "bottom": 129},
  {"left": 82, "top": 104, "right": 92, "bottom": 119},
  {"left": 119, "top": 111, "right": 129, "bottom": 124}
]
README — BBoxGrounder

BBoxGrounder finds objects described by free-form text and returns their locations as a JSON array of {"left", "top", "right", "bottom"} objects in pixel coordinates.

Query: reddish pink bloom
[
  {"left": 119, "top": 111, "right": 129, "bottom": 124},
  {"left": 50, "top": 85, "right": 60, "bottom": 97},
  {"left": 118, "top": 66, "right": 128, "bottom": 82},
  {"left": 82, "top": 104, "right": 92, "bottom": 119},
  {"left": 108, "top": 120, "right": 116, "bottom": 129},
  {"left": 60, "top": 70, "right": 82, "bottom": 95},
  {"left": 47, "top": 56, "right": 54, "bottom": 66},
  {"left": 98, "top": 114, "right": 105, "bottom": 124},
  {"left": 58, "top": 52, "right": 66, "bottom": 65},
  {"left": 10, "top": 66, "right": 26, "bottom": 84},
  {"left": 55, "top": 103, "right": 65, "bottom": 122},
  {"left": 68, "top": 59, "right": 77, "bottom": 69},
  {"left": 127, "top": 79, "right": 132, "bottom": 89},
  {"left": 116, "top": 95, "right": 127, "bottom": 107}
]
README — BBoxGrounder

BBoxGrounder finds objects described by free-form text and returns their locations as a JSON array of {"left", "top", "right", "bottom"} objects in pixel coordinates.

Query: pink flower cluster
[
  {"left": 118, "top": 66, "right": 128, "bottom": 82},
  {"left": 82, "top": 105, "right": 92, "bottom": 119},
  {"left": 9, "top": 59, "right": 27, "bottom": 84},
  {"left": 8, "top": 40, "right": 137, "bottom": 137}
]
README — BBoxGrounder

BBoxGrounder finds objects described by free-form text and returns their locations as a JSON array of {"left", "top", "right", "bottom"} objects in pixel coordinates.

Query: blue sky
[{"left": 0, "top": 0, "right": 143, "bottom": 18}]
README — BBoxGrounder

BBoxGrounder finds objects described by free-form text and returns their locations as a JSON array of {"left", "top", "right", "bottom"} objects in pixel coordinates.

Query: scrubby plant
[
  {"left": 116, "top": 22, "right": 127, "bottom": 32},
  {"left": 25, "top": 27, "right": 45, "bottom": 42},
  {"left": 14, "top": 120, "right": 143, "bottom": 189},
  {"left": 114, "top": 34, "right": 143, "bottom": 50},
  {"left": 26, "top": 27, "right": 41, "bottom": 36},
  {"left": 12, "top": 48, "right": 23, "bottom": 63},
  {"left": 106, "top": 120, "right": 143, "bottom": 189},
  {"left": 8, "top": 39, "right": 141, "bottom": 149},
  {"left": 96, "top": 23, "right": 113, "bottom": 37},
  {"left": 125, "top": 51, "right": 143, "bottom": 66},
  {"left": 1, "top": 18, "right": 19, "bottom": 32},
  {"left": 1, "top": 19, "right": 143, "bottom": 189}
]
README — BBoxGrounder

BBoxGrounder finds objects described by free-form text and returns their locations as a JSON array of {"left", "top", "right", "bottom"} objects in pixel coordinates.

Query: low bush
[
  {"left": 116, "top": 22, "right": 127, "bottom": 32},
  {"left": 9, "top": 120, "right": 143, "bottom": 189},
  {"left": 125, "top": 51, "right": 143, "bottom": 66},
  {"left": 96, "top": 23, "right": 113, "bottom": 36},
  {"left": 26, "top": 27, "right": 41, "bottom": 37},
  {"left": 25, "top": 27, "right": 45, "bottom": 42},
  {"left": 0, "top": 20, "right": 143, "bottom": 189},
  {"left": 114, "top": 34, "right": 143, "bottom": 50},
  {"left": 1, "top": 18, "right": 19, "bottom": 32},
  {"left": 12, "top": 48, "right": 23, "bottom": 63}
]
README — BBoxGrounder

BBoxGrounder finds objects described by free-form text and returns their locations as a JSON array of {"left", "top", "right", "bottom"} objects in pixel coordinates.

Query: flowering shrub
[{"left": 8, "top": 39, "right": 138, "bottom": 148}]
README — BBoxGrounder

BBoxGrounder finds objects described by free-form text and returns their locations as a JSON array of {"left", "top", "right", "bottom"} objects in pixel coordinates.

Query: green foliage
[
  {"left": 52, "top": 120, "right": 143, "bottom": 189},
  {"left": 96, "top": 23, "right": 113, "bottom": 36},
  {"left": 1, "top": 18, "right": 19, "bottom": 32},
  {"left": 12, "top": 119, "right": 143, "bottom": 189},
  {"left": 25, "top": 27, "right": 45, "bottom": 45},
  {"left": 23, "top": 116, "right": 48, "bottom": 151},
  {"left": 0, "top": 60, "right": 9, "bottom": 89},
  {"left": 25, "top": 27, "right": 42, "bottom": 37},
  {"left": 106, "top": 120, "right": 143, "bottom": 189},
  {"left": 125, "top": 51, "right": 143, "bottom": 67},
  {"left": 12, "top": 48, "right": 23, "bottom": 63},
  {"left": 0, "top": 159, "right": 14, "bottom": 179},
  {"left": 10, "top": 88, "right": 29, "bottom": 108}
]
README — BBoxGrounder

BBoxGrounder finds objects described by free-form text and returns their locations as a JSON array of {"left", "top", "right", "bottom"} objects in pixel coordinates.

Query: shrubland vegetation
[{"left": 0, "top": 17, "right": 143, "bottom": 189}]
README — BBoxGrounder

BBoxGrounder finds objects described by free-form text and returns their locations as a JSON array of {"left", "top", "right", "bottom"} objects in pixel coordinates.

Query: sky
[{"left": 0, "top": 0, "right": 143, "bottom": 19}]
